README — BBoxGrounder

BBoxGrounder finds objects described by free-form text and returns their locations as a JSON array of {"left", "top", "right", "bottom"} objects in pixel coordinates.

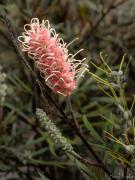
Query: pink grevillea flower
[{"left": 18, "top": 18, "right": 88, "bottom": 96}]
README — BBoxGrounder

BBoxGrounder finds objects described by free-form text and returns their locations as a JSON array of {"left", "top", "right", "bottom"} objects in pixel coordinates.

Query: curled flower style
[{"left": 18, "top": 18, "right": 88, "bottom": 96}]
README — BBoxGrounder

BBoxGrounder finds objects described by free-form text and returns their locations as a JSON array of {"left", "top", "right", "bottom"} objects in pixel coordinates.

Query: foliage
[{"left": 0, "top": 0, "right": 135, "bottom": 179}]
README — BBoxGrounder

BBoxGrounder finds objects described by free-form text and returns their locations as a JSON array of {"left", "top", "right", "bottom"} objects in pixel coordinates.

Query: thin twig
[
  {"left": 90, "top": 0, "right": 126, "bottom": 33},
  {"left": 83, "top": 0, "right": 126, "bottom": 44},
  {"left": 67, "top": 98, "right": 114, "bottom": 179},
  {"left": 76, "top": 154, "right": 102, "bottom": 168}
]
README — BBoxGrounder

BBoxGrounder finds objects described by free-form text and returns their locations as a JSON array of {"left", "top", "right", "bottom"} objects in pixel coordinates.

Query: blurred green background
[{"left": 0, "top": 0, "right": 135, "bottom": 179}]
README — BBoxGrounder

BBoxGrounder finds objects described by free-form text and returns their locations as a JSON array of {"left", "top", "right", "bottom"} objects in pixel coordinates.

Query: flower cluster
[
  {"left": 36, "top": 108, "right": 74, "bottom": 153},
  {"left": 18, "top": 18, "right": 88, "bottom": 96}
]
